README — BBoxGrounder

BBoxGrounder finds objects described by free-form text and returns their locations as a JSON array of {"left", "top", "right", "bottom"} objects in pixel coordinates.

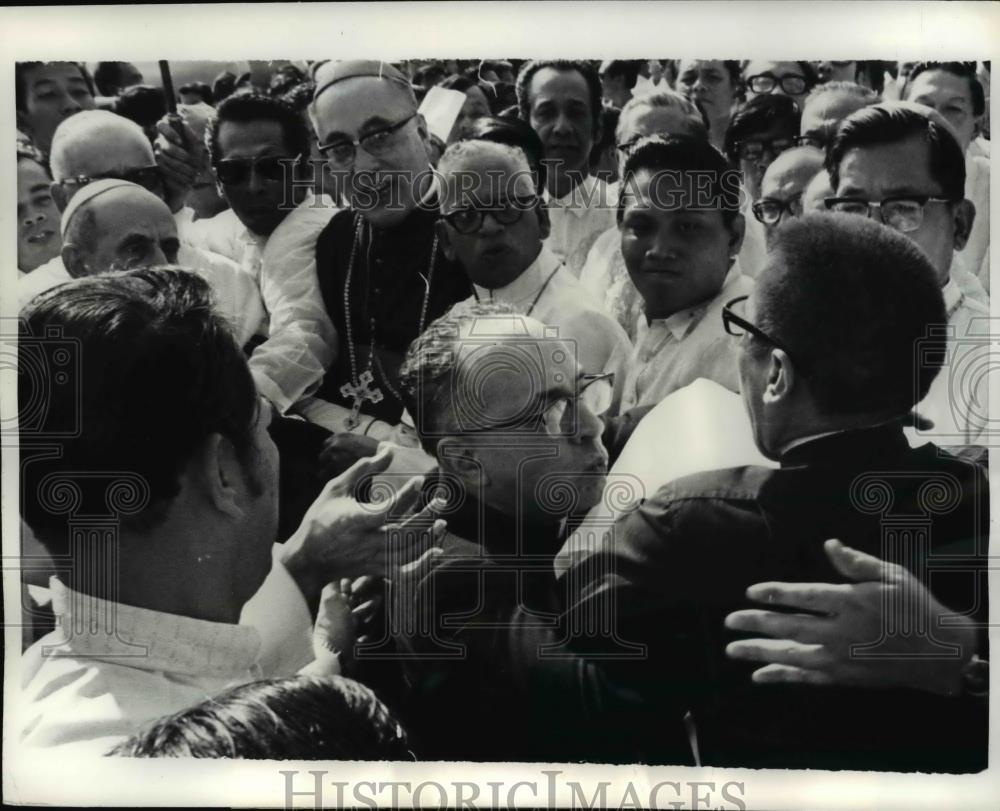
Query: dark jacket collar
[{"left": 778, "top": 422, "right": 911, "bottom": 468}]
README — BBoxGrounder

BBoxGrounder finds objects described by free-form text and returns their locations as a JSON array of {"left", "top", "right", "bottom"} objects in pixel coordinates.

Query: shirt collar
[
  {"left": 48, "top": 577, "right": 262, "bottom": 678},
  {"left": 544, "top": 174, "right": 599, "bottom": 217},
  {"left": 645, "top": 264, "right": 742, "bottom": 340},
  {"left": 941, "top": 272, "right": 964, "bottom": 316},
  {"left": 472, "top": 245, "right": 560, "bottom": 306}
]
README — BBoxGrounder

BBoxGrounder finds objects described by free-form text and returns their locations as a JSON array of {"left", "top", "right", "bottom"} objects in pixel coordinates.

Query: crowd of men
[{"left": 14, "top": 57, "right": 990, "bottom": 770}]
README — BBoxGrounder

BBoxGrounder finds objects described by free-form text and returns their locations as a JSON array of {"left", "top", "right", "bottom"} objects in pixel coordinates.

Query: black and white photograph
[{"left": 2, "top": 3, "right": 997, "bottom": 809}]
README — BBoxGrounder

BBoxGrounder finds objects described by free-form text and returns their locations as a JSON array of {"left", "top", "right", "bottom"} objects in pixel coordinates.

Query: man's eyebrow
[
  {"left": 29, "top": 183, "right": 51, "bottom": 194},
  {"left": 322, "top": 115, "right": 398, "bottom": 141}
]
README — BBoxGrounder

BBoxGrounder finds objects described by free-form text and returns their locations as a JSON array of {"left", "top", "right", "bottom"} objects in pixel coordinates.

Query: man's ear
[
  {"left": 50, "top": 181, "right": 68, "bottom": 213},
  {"left": 952, "top": 199, "right": 975, "bottom": 252},
  {"left": 536, "top": 200, "right": 551, "bottom": 241},
  {"left": 197, "top": 432, "right": 246, "bottom": 521},
  {"left": 727, "top": 212, "right": 746, "bottom": 264},
  {"left": 971, "top": 114, "right": 984, "bottom": 142},
  {"left": 762, "top": 348, "right": 795, "bottom": 406},
  {"left": 435, "top": 218, "right": 457, "bottom": 262},
  {"left": 61, "top": 244, "right": 87, "bottom": 278}
]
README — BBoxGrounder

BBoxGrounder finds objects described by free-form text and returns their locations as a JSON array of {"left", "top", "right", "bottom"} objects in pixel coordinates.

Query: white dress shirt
[
  {"left": 915, "top": 274, "right": 991, "bottom": 447},
  {"left": 961, "top": 153, "right": 990, "bottom": 294},
  {"left": 178, "top": 194, "right": 339, "bottom": 413},
  {"left": 543, "top": 174, "right": 617, "bottom": 278},
  {"left": 17, "top": 544, "right": 314, "bottom": 756},
  {"left": 462, "top": 245, "right": 633, "bottom": 408},
  {"left": 619, "top": 267, "right": 754, "bottom": 413}
]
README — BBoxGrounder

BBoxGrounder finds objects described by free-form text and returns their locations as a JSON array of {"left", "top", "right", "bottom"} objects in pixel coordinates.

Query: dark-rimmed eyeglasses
[
  {"left": 58, "top": 165, "right": 165, "bottom": 196},
  {"left": 752, "top": 195, "right": 803, "bottom": 225},
  {"left": 317, "top": 112, "right": 418, "bottom": 166},
  {"left": 722, "top": 295, "right": 802, "bottom": 366},
  {"left": 735, "top": 137, "right": 795, "bottom": 162},
  {"left": 824, "top": 195, "right": 957, "bottom": 234},
  {"left": 441, "top": 196, "right": 540, "bottom": 235},
  {"left": 746, "top": 73, "right": 808, "bottom": 96},
  {"left": 214, "top": 154, "right": 302, "bottom": 186},
  {"left": 457, "top": 372, "right": 614, "bottom": 438},
  {"left": 794, "top": 133, "right": 828, "bottom": 150}
]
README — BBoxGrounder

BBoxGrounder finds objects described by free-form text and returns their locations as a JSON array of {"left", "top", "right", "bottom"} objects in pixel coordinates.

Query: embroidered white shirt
[{"left": 543, "top": 174, "right": 617, "bottom": 279}]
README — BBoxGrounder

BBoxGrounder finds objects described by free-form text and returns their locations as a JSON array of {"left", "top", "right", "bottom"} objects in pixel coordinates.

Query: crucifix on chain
[{"left": 340, "top": 370, "right": 384, "bottom": 430}]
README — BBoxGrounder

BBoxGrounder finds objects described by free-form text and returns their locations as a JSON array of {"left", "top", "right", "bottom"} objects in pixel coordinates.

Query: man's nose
[
  {"left": 61, "top": 92, "right": 83, "bottom": 117},
  {"left": 23, "top": 211, "right": 46, "bottom": 227},
  {"left": 647, "top": 227, "right": 678, "bottom": 259},
  {"left": 479, "top": 211, "right": 505, "bottom": 235},
  {"left": 552, "top": 111, "right": 575, "bottom": 135},
  {"left": 572, "top": 401, "right": 604, "bottom": 443},
  {"left": 247, "top": 165, "right": 267, "bottom": 193},
  {"left": 148, "top": 245, "right": 169, "bottom": 267}
]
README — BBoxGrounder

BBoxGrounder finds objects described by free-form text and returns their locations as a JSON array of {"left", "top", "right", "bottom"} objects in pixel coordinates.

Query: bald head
[
  {"left": 758, "top": 146, "right": 825, "bottom": 240},
  {"left": 800, "top": 82, "right": 880, "bottom": 148},
  {"left": 61, "top": 183, "right": 179, "bottom": 278},
  {"left": 50, "top": 110, "right": 155, "bottom": 186}
]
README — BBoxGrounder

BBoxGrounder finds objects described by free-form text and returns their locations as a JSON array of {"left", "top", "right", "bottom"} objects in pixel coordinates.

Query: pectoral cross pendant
[{"left": 340, "top": 370, "right": 384, "bottom": 431}]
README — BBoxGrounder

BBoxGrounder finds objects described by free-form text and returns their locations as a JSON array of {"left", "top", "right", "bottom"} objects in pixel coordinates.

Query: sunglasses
[{"left": 214, "top": 154, "right": 302, "bottom": 186}]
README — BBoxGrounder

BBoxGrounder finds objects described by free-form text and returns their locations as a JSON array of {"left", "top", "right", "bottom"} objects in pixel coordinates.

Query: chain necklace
[
  {"left": 340, "top": 212, "right": 437, "bottom": 430},
  {"left": 473, "top": 263, "right": 561, "bottom": 317}
]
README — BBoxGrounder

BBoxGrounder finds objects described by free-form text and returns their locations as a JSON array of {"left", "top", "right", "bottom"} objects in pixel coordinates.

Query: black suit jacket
[{"left": 571, "top": 424, "right": 989, "bottom": 771}]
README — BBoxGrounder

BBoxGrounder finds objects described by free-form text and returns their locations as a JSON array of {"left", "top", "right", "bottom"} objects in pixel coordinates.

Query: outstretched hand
[{"left": 724, "top": 539, "right": 976, "bottom": 696}]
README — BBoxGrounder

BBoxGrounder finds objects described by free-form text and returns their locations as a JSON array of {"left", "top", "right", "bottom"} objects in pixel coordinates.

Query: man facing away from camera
[
  {"left": 17, "top": 268, "right": 441, "bottom": 755},
  {"left": 383, "top": 215, "right": 987, "bottom": 770}
]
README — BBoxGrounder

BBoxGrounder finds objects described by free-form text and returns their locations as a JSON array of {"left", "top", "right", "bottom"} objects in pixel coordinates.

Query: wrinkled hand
[
  {"left": 724, "top": 539, "right": 976, "bottom": 696},
  {"left": 318, "top": 432, "right": 380, "bottom": 480},
  {"left": 281, "top": 445, "right": 447, "bottom": 609},
  {"left": 153, "top": 114, "right": 204, "bottom": 212}
]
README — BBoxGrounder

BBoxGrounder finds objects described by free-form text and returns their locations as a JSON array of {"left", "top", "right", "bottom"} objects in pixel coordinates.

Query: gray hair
[{"left": 616, "top": 90, "right": 709, "bottom": 144}]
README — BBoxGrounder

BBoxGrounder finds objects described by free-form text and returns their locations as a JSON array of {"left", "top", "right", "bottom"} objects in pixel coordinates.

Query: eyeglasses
[
  {"left": 458, "top": 372, "right": 614, "bottom": 438},
  {"left": 823, "top": 195, "right": 956, "bottom": 234},
  {"left": 214, "top": 154, "right": 302, "bottom": 186},
  {"left": 746, "top": 73, "right": 809, "bottom": 96},
  {"left": 317, "top": 112, "right": 418, "bottom": 166},
  {"left": 752, "top": 195, "right": 802, "bottom": 225},
  {"left": 735, "top": 136, "right": 795, "bottom": 162},
  {"left": 722, "top": 295, "right": 804, "bottom": 368},
  {"left": 59, "top": 165, "right": 165, "bottom": 195},
  {"left": 441, "top": 196, "right": 539, "bottom": 235},
  {"left": 616, "top": 137, "right": 645, "bottom": 157}
]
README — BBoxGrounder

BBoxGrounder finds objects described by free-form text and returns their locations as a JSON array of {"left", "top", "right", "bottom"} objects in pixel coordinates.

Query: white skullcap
[{"left": 60, "top": 178, "right": 145, "bottom": 239}]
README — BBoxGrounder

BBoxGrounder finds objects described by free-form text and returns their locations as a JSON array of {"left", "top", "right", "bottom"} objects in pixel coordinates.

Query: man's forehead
[
  {"left": 529, "top": 67, "right": 590, "bottom": 102},
  {"left": 838, "top": 136, "right": 935, "bottom": 190},
  {"left": 312, "top": 76, "right": 414, "bottom": 129},
  {"left": 217, "top": 119, "right": 288, "bottom": 153},
  {"left": 908, "top": 70, "right": 972, "bottom": 102},
  {"left": 442, "top": 156, "right": 532, "bottom": 205},
  {"left": 95, "top": 190, "right": 174, "bottom": 231},
  {"left": 29, "top": 63, "right": 86, "bottom": 85}
]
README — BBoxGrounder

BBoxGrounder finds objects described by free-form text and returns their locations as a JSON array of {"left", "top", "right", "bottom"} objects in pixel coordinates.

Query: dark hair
[
  {"left": 179, "top": 81, "right": 214, "bottom": 106},
  {"left": 757, "top": 213, "right": 946, "bottom": 415},
  {"left": 212, "top": 71, "right": 238, "bottom": 104},
  {"left": 208, "top": 92, "right": 310, "bottom": 168},
  {"left": 399, "top": 300, "right": 519, "bottom": 456},
  {"left": 464, "top": 115, "right": 547, "bottom": 191},
  {"left": 618, "top": 134, "right": 741, "bottom": 225},
  {"left": 19, "top": 268, "right": 259, "bottom": 554},
  {"left": 268, "top": 64, "right": 306, "bottom": 98},
  {"left": 414, "top": 64, "right": 446, "bottom": 88},
  {"left": 724, "top": 94, "right": 801, "bottom": 165},
  {"left": 515, "top": 59, "right": 603, "bottom": 132},
  {"left": 904, "top": 61, "right": 986, "bottom": 117},
  {"left": 590, "top": 107, "right": 620, "bottom": 169},
  {"left": 16, "top": 62, "right": 95, "bottom": 112},
  {"left": 109, "top": 675, "right": 412, "bottom": 759},
  {"left": 827, "top": 102, "right": 966, "bottom": 201},
  {"left": 601, "top": 60, "right": 643, "bottom": 90},
  {"left": 440, "top": 74, "right": 476, "bottom": 93},
  {"left": 17, "top": 139, "right": 50, "bottom": 175},
  {"left": 282, "top": 80, "right": 316, "bottom": 113},
  {"left": 93, "top": 62, "right": 140, "bottom": 97},
  {"left": 114, "top": 85, "right": 167, "bottom": 132}
]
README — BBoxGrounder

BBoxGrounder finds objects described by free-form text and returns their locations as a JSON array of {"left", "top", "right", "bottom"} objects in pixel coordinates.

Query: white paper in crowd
[{"left": 418, "top": 85, "right": 466, "bottom": 142}]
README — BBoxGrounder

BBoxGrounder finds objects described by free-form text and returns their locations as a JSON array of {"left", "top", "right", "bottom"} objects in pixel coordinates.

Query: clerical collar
[
  {"left": 941, "top": 275, "right": 965, "bottom": 320},
  {"left": 777, "top": 420, "right": 908, "bottom": 467},
  {"left": 472, "top": 245, "right": 560, "bottom": 308},
  {"left": 644, "top": 264, "right": 740, "bottom": 335}
]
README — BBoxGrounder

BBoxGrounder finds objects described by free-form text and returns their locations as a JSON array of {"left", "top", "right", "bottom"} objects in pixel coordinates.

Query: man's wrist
[{"left": 279, "top": 533, "right": 324, "bottom": 615}]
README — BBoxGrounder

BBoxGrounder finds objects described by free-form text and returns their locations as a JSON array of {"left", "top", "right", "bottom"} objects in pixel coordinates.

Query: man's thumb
[{"left": 824, "top": 538, "right": 886, "bottom": 582}]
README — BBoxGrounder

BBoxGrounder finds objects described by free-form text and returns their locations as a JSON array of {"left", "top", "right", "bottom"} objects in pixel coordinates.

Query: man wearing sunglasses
[
  {"left": 435, "top": 140, "right": 630, "bottom": 408},
  {"left": 826, "top": 101, "right": 989, "bottom": 445},
  {"left": 752, "top": 144, "right": 825, "bottom": 245},
  {"left": 18, "top": 111, "right": 264, "bottom": 349}
]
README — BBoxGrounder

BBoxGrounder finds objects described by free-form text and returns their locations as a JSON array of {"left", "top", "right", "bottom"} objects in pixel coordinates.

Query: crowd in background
[{"left": 13, "top": 56, "right": 990, "bottom": 770}]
